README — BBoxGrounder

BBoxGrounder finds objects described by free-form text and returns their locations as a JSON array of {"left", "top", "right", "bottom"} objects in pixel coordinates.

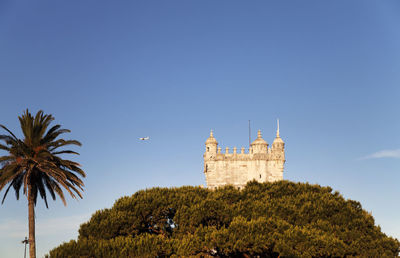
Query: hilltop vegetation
[{"left": 48, "top": 181, "right": 399, "bottom": 257}]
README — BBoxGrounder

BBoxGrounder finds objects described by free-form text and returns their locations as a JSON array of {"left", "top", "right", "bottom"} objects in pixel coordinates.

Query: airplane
[{"left": 139, "top": 137, "right": 150, "bottom": 141}]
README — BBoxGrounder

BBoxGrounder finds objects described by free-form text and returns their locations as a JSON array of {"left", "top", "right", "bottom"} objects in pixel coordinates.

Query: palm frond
[
  {"left": 50, "top": 176, "right": 77, "bottom": 199},
  {"left": 43, "top": 175, "right": 56, "bottom": 201},
  {"left": 63, "top": 171, "right": 84, "bottom": 187},
  {"left": 36, "top": 175, "right": 48, "bottom": 208},
  {"left": 0, "top": 143, "right": 11, "bottom": 151},
  {"left": 48, "top": 139, "right": 82, "bottom": 151},
  {"left": 51, "top": 150, "right": 80, "bottom": 155},
  {"left": 31, "top": 183, "right": 38, "bottom": 205},
  {"left": 0, "top": 125, "right": 19, "bottom": 142},
  {"left": 62, "top": 180, "right": 83, "bottom": 199},
  {"left": 0, "top": 135, "right": 18, "bottom": 146},
  {"left": 52, "top": 182, "right": 66, "bottom": 206},
  {"left": 1, "top": 109, "right": 85, "bottom": 209},
  {"left": 42, "top": 128, "right": 71, "bottom": 145},
  {"left": 0, "top": 155, "right": 13, "bottom": 163},
  {"left": 1, "top": 168, "right": 24, "bottom": 203},
  {"left": 1, "top": 182, "right": 14, "bottom": 204},
  {"left": 19, "top": 110, "right": 34, "bottom": 144},
  {"left": 0, "top": 164, "right": 21, "bottom": 190},
  {"left": 42, "top": 125, "right": 61, "bottom": 140},
  {"left": 12, "top": 173, "right": 24, "bottom": 200},
  {"left": 69, "top": 165, "right": 86, "bottom": 178}
]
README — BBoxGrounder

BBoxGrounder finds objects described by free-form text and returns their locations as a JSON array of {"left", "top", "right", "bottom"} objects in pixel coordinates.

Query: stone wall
[{"left": 204, "top": 129, "right": 285, "bottom": 189}]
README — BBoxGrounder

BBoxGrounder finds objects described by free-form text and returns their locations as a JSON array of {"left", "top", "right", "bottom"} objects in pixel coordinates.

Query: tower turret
[
  {"left": 269, "top": 119, "right": 285, "bottom": 181},
  {"left": 251, "top": 130, "right": 268, "bottom": 154},
  {"left": 204, "top": 130, "right": 218, "bottom": 183},
  {"left": 271, "top": 119, "right": 285, "bottom": 153},
  {"left": 204, "top": 130, "right": 218, "bottom": 159}
]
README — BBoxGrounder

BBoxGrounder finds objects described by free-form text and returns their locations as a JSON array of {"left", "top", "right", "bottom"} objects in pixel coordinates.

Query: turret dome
[
  {"left": 205, "top": 130, "right": 218, "bottom": 145},
  {"left": 272, "top": 119, "right": 284, "bottom": 144},
  {"left": 251, "top": 130, "right": 268, "bottom": 145},
  {"left": 273, "top": 136, "right": 284, "bottom": 144}
]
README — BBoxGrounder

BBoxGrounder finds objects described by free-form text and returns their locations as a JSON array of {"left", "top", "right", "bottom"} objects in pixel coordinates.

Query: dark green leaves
[{"left": 49, "top": 181, "right": 399, "bottom": 257}]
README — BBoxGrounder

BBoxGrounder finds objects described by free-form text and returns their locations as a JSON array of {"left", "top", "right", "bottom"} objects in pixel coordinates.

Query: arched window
[{"left": 207, "top": 147, "right": 210, "bottom": 152}]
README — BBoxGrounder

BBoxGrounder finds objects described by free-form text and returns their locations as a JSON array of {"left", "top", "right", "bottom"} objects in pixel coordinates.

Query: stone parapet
[{"left": 204, "top": 125, "right": 285, "bottom": 189}]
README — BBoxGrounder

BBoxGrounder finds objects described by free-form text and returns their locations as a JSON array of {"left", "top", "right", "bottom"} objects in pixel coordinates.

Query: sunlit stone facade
[{"left": 203, "top": 122, "right": 285, "bottom": 189}]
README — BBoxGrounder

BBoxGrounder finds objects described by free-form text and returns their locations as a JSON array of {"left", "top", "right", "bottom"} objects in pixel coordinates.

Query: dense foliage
[{"left": 49, "top": 181, "right": 399, "bottom": 257}]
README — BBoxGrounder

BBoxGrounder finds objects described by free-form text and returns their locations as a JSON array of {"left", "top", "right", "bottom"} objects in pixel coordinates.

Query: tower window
[
  {"left": 205, "top": 165, "right": 208, "bottom": 172},
  {"left": 207, "top": 147, "right": 210, "bottom": 152},
  {"left": 259, "top": 174, "right": 261, "bottom": 179}
]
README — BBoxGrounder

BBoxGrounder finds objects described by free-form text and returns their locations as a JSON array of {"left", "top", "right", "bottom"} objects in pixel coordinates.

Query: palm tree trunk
[{"left": 28, "top": 184, "right": 36, "bottom": 258}]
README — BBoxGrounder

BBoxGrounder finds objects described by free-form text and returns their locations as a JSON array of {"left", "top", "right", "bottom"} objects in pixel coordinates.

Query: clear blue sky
[{"left": 1, "top": 1, "right": 399, "bottom": 257}]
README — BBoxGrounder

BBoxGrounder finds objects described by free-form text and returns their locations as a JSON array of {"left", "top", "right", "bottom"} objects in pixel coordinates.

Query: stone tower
[{"left": 204, "top": 121, "right": 285, "bottom": 189}]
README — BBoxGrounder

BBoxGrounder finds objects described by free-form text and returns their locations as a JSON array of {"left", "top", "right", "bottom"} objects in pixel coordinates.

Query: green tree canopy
[{"left": 49, "top": 181, "right": 399, "bottom": 257}]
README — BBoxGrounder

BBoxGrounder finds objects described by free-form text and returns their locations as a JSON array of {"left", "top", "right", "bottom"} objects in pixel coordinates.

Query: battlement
[
  {"left": 203, "top": 121, "right": 285, "bottom": 189},
  {"left": 217, "top": 146, "right": 249, "bottom": 154},
  {"left": 211, "top": 147, "right": 280, "bottom": 161}
]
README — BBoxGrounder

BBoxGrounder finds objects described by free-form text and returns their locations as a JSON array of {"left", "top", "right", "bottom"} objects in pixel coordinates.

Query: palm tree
[{"left": 0, "top": 110, "right": 85, "bottom": 258}]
